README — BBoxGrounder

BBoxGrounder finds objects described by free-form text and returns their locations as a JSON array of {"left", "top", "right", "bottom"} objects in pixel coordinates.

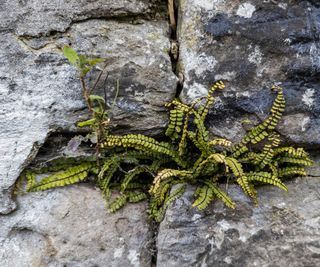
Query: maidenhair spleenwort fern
[
  {"left": 20, "top": 47, "right": 313, "bottom": 222},
  {"left": 22, "top": 81, "right": 313, "bottom": 222}
]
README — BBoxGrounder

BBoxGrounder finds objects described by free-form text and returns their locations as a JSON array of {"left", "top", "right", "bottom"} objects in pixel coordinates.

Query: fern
[
  {"left": 128, "top": 191, "right": 147, "bottom": 203},
  {"left": 278, "top": 167, "right": 307, "bottom": 178},
  {"left": 27, "top": 162, "right": 93, "bottom": 192},
  {"left": 109, "top": 194, "right": 127, "bottom": 212},
  {"left": 22, "top": 67, "right": 312, "bottom": 223},
  {"left": 192, "top": 184, "right": 215, "bottom": 210},
  {"left": 150, "top": 169, "right": 192, "bottom": 195},
  {"left": 101, "top": 134, "right": 186, "bottom": 167},
  {"left": 121, "top": 166, "right": 146, "bottom": 192},
  {"left": 166, "top": 109, "right": 184, "bottom": 140},
  {"left": 247, "top": 171, "right": 287, "bottom": 191},
  {"left": 207, "top": 182, "right": 236, "bottom": 209}
]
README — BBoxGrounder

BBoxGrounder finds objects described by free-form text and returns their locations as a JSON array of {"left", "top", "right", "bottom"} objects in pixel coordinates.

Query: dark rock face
[
  {"left": 178, "top": 0, "right": 320, "bottom": 146},
  {"left": 157, "top": 178, "right": 320, "bottom": 267}
]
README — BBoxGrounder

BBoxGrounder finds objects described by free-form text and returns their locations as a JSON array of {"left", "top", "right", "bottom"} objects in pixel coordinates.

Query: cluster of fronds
[
  {"left": 23, "top": 77, "right": 312, "bottom": 221},
  {"left": 21, "top": 47, "right": 312, "bottom": 221}
]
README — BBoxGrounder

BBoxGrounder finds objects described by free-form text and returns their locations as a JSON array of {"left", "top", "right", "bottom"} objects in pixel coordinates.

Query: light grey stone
[
  {"left": 177, "top": 0, "right": 320, "bottom": 146},
  {"left": 157, "top": 177, "right": 320, "bottom": 267},
  {"left": 0, "top": 185, "right": 152, "bottom": 267},
  {"left": 0, "top": 0, "right": 162, "bottom": 37},
  {"left": 0, "top": 4, "right": 175, "bottom": 213}
]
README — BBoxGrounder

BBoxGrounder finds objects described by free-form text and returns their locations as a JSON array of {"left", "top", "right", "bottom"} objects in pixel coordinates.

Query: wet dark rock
[{"left": 178, "top": 0, "right": 320, "bottom": 146}]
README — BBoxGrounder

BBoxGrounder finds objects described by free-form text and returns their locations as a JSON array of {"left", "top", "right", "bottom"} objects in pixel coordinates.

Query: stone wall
[{"left": 0, "top": 1, "right": 319, "bottom": 266}]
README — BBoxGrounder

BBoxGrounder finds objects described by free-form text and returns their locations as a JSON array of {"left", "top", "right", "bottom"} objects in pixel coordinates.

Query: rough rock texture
[
  {"left": 0, "top": 185, "right": 152, "bottom": 267},
  {"left": 1, "top": 1, "right": 320, "bottom": 266},
  {"left": 0, "top": 0, "right": 162, "bottom": 37},
  {"left": 0, "top": 0, "right": 176, "bottom": 213},
  {"left": 178, "top": 0, "right": 320, "bottom": 145},
  {"left": 157, "top": 177, "right": 320, "bottom": 267}
]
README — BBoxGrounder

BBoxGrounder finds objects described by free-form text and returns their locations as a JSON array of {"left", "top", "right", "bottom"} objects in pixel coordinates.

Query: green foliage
[
  {"left": 22, "top": 47, "right": 313, "bottom": 222},
  {"left": 63, "top": 46, "right": 104, "bottom": 77},
  {"left": 27, "top": 162, "right": 94, "bottom": 192}
]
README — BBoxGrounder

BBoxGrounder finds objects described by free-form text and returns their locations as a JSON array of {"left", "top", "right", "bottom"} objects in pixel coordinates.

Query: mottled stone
[
  {"left": 0, "top": 3, "right": 175, "bottom": 213},
  {"left": 0, "top": 0, "right": 162, "bottom": 37},
  {"left": 0, "top": 185, "right": 152, "bottom": 267},
  {"left": 178, "top": 0, "right": 320, "bottom": 146},
  {"left": 157, "top": 177, "right": 320, "bottom": 267}
]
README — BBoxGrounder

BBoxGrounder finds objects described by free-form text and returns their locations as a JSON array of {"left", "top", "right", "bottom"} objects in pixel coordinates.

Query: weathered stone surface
[
  {"left": 0, "top": 185, "right": 152, "bottom": 267},
  {"left": 0, "top": 3, "right": 175, "bottom": 213},
  {"left": 0, "top": 0, "right": 162, "bottom": 37},
  {"left": 178, "top": 0, "right": 320, "bottom": 146},
  {"left": 157, "top": 177, "right": 320, "bottom": 267}
]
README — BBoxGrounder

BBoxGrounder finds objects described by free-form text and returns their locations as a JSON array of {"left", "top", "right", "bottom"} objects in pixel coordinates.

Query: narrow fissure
[
  {"left": 167, "top": 0, "right": 184, "bottom": 98},
  {"left": 149, "top": 3, "right": 182, "bottom": 266}
]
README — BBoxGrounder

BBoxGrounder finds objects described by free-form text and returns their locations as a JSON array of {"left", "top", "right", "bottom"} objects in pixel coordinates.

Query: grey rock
[
  {"left": 307, "top": 153, "right": 320, "bottom": 177},
  {"left": 0, "top": 4, "right": 175, "bottom": 213},
  {"left": 0, "top": 0, "right": 163, "bottom": 37},
  {"left": 0, "top": 185, "right": 153, "bottom": 267},
  {"left": 177, "top": 0, "right": 320, "bottom": 146},
  {"left": 157, "top": 177, "right": 320, "bottom": 267}
]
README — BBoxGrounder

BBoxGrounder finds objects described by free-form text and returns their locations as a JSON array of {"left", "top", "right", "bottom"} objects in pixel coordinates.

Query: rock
[
  {"left": 157, "top": 177, "right": 320, "bottom": 267},
  {"left": 0, "top": 2, "right": 176, "bottom": 213},
  {"left": 0, "top": 0, "right": 163, "bottom": 37},
  {"left": 0, "top": 185, "right": 153, "bottom": 267},
  {"left": 177, "top": 0, "right": 320, "bottom": 146}
]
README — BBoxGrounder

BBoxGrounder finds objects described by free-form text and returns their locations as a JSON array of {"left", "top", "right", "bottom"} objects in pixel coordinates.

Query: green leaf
[
  {"left": 77, "top": 119, "right": 96, "bottom": 127},
  {"left": 63, "top": 46, "right": 79, "bottom": 66},
  {"left": 88, "top": 95, "right": 105, "bottom": 103},
  {"left": 87, "top": 58, "right": 104, "bottom": 66}
]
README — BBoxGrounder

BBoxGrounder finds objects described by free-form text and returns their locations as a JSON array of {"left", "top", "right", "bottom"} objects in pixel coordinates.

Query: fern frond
[
  {"left": 231, "top": 145, "right": 249, "bottom": 158},
  {"left": 163, "top": 184, "right": 186, "bottom": 208},
  {"left": 208, "top": 80, "right": 225, "bottom": 95},
  {"left": 124, "top": 182, "right": 145, "bottom": 190},
  {"left": 231, "top": 86, "right": 285, "bottom": 157},
  {"left": 192, "top": 184, "right": 214, "bottom": 210},
  {"left": 149, "top": 193, "right": 166, "bottom": 222},
  {"left": 150, "top": 169, "right": 192, "bottom": 194},
  {"left": 208, "top": 138, "right": 232, "bottom": 147},
  {"left": 278, "top": 156, "right": 313, "bottom": 166},
  {"left": 25, "top": 171, "right": 36, "bottom": 192},
  {"left": 150, "top": 183, "right": 186, "bottom": 222},
  {"left": 207, "top": 181, "right": 236, "bottom": 209},
  {"left": 28, "top": 162, "right": 93, "bottom": 192},
  {"left": 102, "top": 134, "right": 185, "bottom": 167},
  {"left": 193, "top": 153, "right": 224, "bottom": 178},
  {"left": 278, "top": 167, "right": 307, "bottom": 177},
  {"left": 121, "top": 166, "right": 146, "bottom": 192},
  {"left": 273, "top": 147, "right": 308, "bottom": 158},
  {"left": 193, "top": 111, "right": 209, "bottom": 144},
  {"left": 178, "top": 113, "right": 189, "bottom": 156},
  {"left": 254, "top": 135, "right": 279, "bottom": 169},
  {"left": 247, "top": 171, "right": 287, "bottom": 191},
  {"left": 165, "top": 109, "right": 184, "bottom": 140},
  {"left": 127, "top": 191, "right": 147, "bottom": 203},
  {"left": 109, "top": 194, "right": 127, "bottom": 212},
  {"left": 97, "top": 156, "right": 120, "bottom": 201},
  {"left": 225, "top": 157, "right": 255, "bottom": 198}
]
